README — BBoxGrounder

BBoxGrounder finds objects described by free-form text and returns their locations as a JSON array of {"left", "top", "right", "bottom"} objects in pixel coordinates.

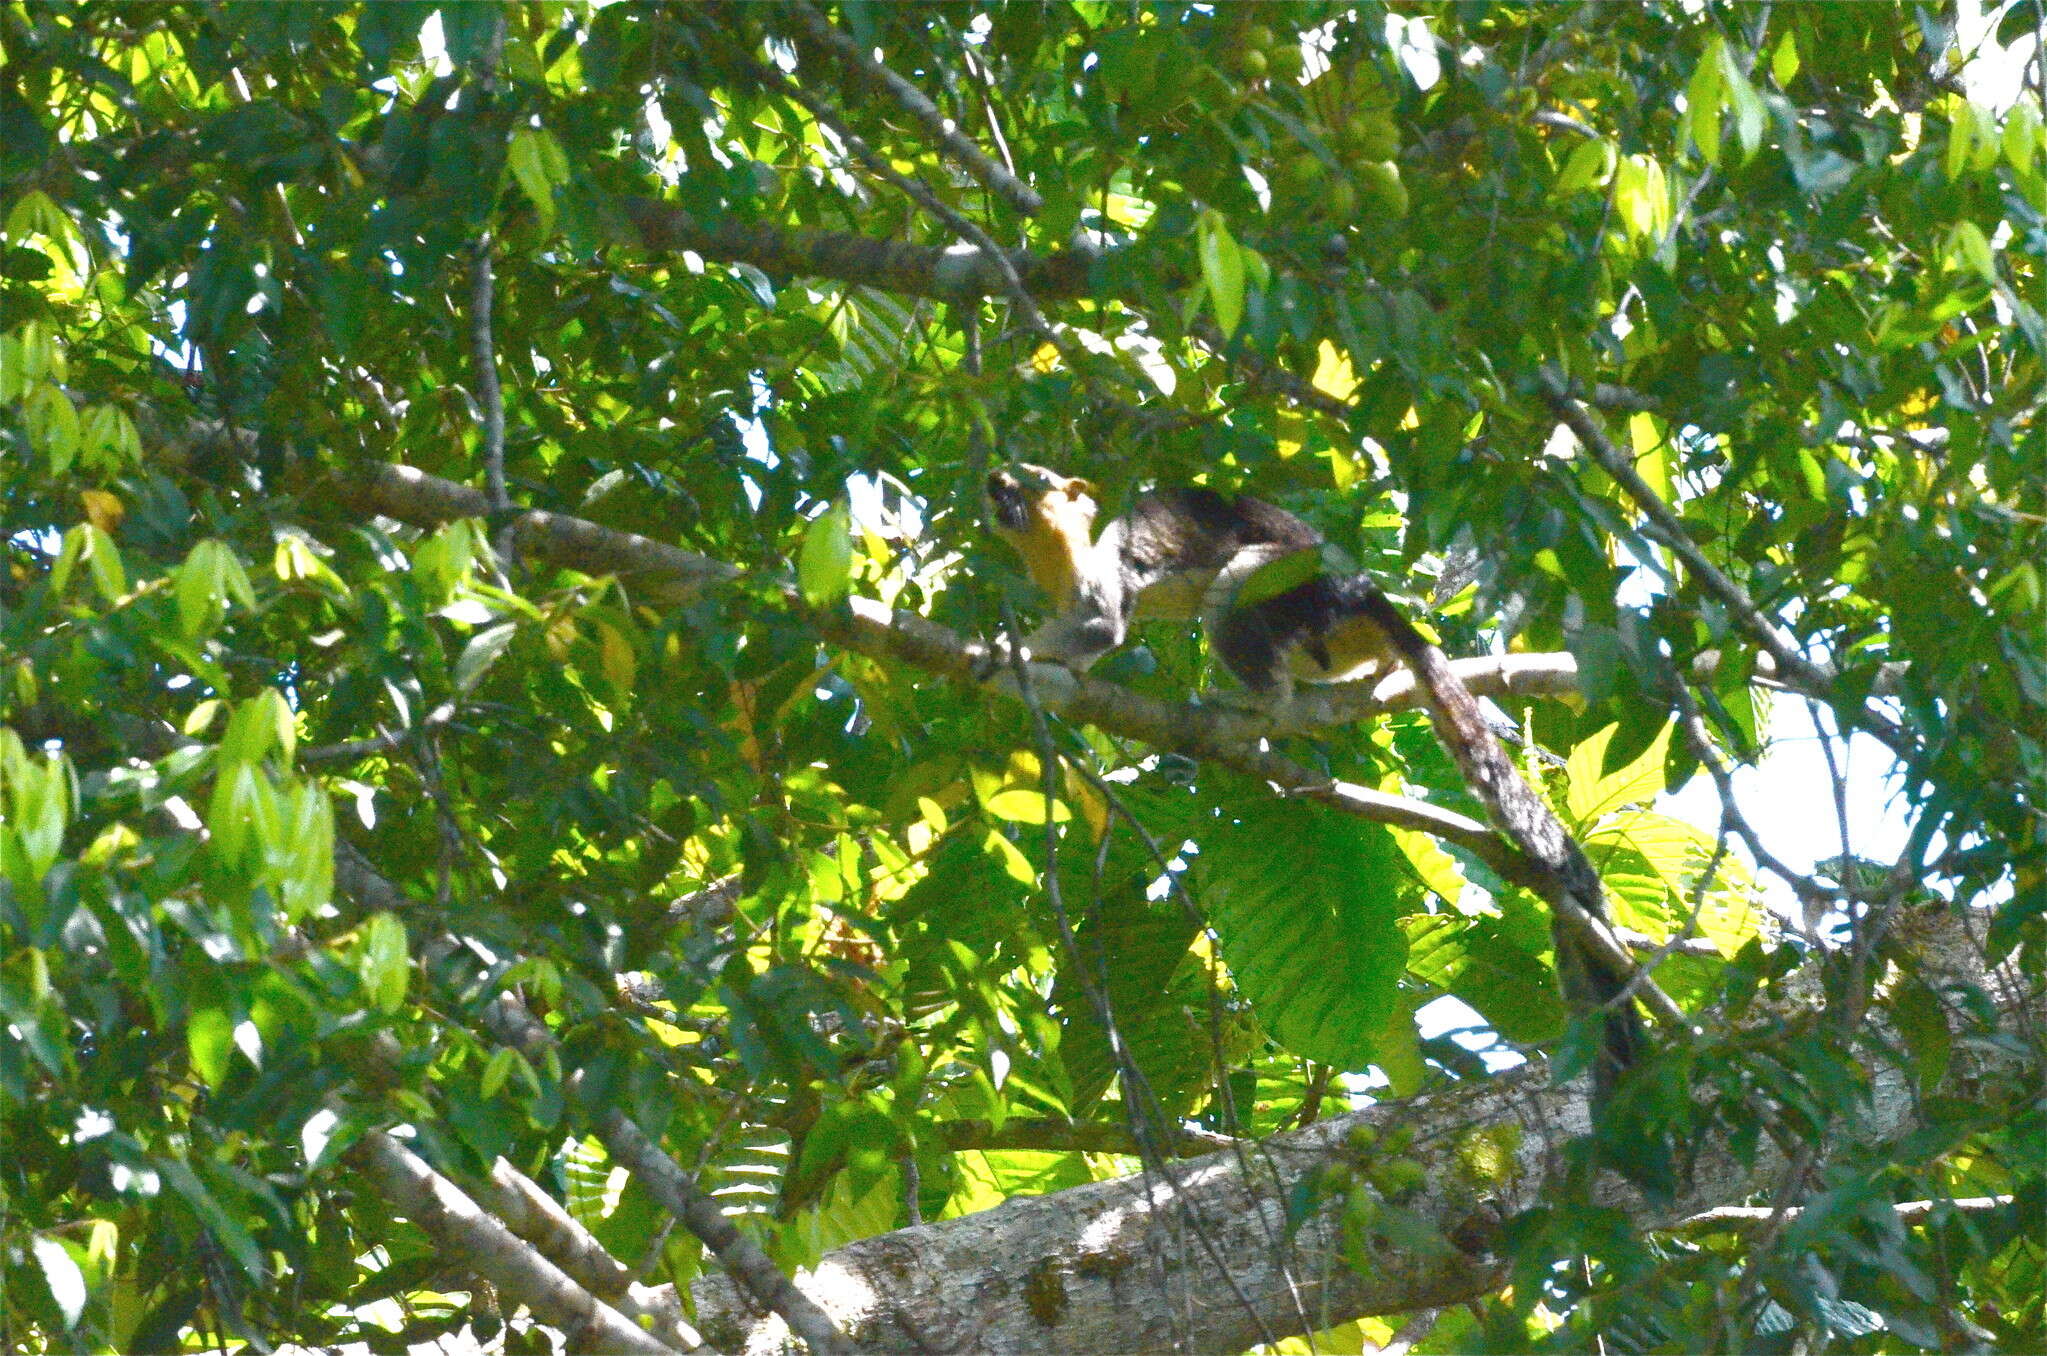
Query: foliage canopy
[{"left": 1, "top": 2, "right": 2041, "bottom": 1353}]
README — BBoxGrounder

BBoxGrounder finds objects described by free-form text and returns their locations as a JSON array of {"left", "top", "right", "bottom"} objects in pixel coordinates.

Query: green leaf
[
  {"left": 156, "top": 1156, "right": 265, "bottom": 1281},
  {"left": 1554, "top": 138, "right": 1614, "bottom": 197},
  {"left": 357, "top": 912, "right": 410, "bottom": 1014},
  {"left": 82, "top": 524, "right": 124, "bottom": 600},
  {"left": 1682, "top": 37, "right": 1726, "bottom": 166},
  {"left": 24, "top": 381, "right": 79, "bottom": 473},
  {"left": 1201, "top": 792, "right": 1409, "bottom": 1071},
  {"left": 1566, "top": 720, "right": 1674, "bottom": 824},
  {"left": 798, "top": 501, "right": 854, "bottom": 607},
  {"left": 1232, "top": 547, "right": 1321, "bottom": 609},
  {"left": 506, "top": 126, "right": 560, "bottom": 235},
  {"left": 32, "top": 1235, "right": 87, "bottom": 1329},
  {"left": 1769, "top": 29, "right": 1800, "bottom": 87},
  {"left": 1196, "top": 208, "right": 1247, "bottom": 340},
  {"left": 1945, "top": 100, "right": 1976, "bottom": 181},
  {"left": 1943, "top": 220, "right": 1997, "bottom": 284},
  {"left": 186, "top": 1002, "right": 234, "bottom": 1089},
  {"left": 207, "top": 761, "right": 260, "bottom": 870},
  {"left": 278, "top": 781, "right": 334, "bottom": 922},
  {"left": 1892, "top": 976, "right": 1951, "bottom": 1090},
  {"left": 981, "top": 788, "right": 1070, "bottom": 824},
  {"left": 454, "top": 621, "right": 519, "bottom": 693}
]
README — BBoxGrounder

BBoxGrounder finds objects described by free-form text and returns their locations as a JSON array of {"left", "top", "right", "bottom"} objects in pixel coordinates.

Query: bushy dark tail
[{"left": 1339, "top": 579, "right": 1649, "bottom": 1100}]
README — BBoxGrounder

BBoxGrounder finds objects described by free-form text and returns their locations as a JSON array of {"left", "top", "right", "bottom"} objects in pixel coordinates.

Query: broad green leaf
[
  {"left": 1629, "top": 412, "right": 1672, "bottom": 504},
  {"left": 1769, "top": 29, "right": 1800, "bottom": 87},
  {"left": 981, "top": 788, "right": 1071, "bottom": 824},
  {"left": 1945, "top": 99, "right": 1977, "bottom": 181},
  {"left": 454, "top": 621, "right": 519, "bottom": 693},
  {"left": 1566, "top": 720, "right": 1674, "bottom": 823},
  {"left": 186, "top": 1002, "right": 234, "bottom": 1089},
  {"left": 798, "top": 501, "right": 854, "bottom": 607},
  {"left": 278, "top": 782, "right": 334, "bottom": 922},
  {"left": 1613, "top": 154, "right": 1671, "bottom": 242},
  {"left": 1942, "top": 220, "right": 1997, "bottom": 284},
  {"left": 1402, "top": 914, "right": 1566, "bottom": 1043},
  {"left": 1555, "top": 138, "right": 1615, "bottom": 196},
  {"left": 207, "top": 762, "right": 260, "bottom": 870},
  {"left": 1310, "top": 339, "right": 1358, "bottom": 403},
  {"left": 25, "top": 381, "right": 79, "bottom": 473},
  {"left": 1683, "top": 37, "right": 1726, "bottom": 166},
  {"left": 1202, "top": 793, "right": 1409, "bottom": 1071},
  {"left": 507, "top": 126, "right": 562, "bottom": 235},
  {"left": 1232, "top": 546, "right": 1320, "bottom": 608}
]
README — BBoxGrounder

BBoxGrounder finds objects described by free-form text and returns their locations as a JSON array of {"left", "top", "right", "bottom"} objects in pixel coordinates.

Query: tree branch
[
  {"left": 480, "top": 995, "right": 854, "bottom": 1356},
  {"left": 347, "top": 1130, "right": 691, "bottom": 1356},
  {"left": 620, "top": 197, "right": 1096, "bottom": 303},
  {"left": 785, "top": 0, "right": 1042, "bottom": 217}
]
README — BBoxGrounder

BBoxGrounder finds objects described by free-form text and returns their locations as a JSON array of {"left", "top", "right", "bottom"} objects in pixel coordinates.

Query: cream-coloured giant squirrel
[
  {"left": 985, "top": 464, "right": 1398, "bottom": 699},
  {"left": 985, "top": 463, "right": 1647, "bottom": 1094}
]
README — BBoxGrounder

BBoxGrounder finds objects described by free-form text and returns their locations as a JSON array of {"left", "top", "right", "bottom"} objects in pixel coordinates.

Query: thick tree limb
[
  {"left": 472, "top": 1157, "right": 704, "bottom": 1352},
  {"left": 677, "top": 907, "right": 2023, "bottom": 1354}
]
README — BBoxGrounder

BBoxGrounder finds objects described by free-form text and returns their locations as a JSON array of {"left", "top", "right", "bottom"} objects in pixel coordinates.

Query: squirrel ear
[{"left": 1067, "top": 479, "right": 1099, "bottom": 500}]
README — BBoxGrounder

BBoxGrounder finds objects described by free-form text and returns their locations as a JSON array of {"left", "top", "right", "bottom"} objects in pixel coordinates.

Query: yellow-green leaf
[{"left": 798, "top": 501, "right": 854, "bottom": 607}]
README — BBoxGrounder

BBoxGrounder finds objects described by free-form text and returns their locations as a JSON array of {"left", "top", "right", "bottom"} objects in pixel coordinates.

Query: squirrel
[
  {"left": 984, "top": 463, "right": 1648, "bottom": 1095},
  {"left": 983, "top": 463, "right": 1397, "bottom": 700}
]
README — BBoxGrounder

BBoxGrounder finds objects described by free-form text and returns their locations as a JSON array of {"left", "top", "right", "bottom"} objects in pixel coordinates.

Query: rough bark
[{"left": 678, "top": 920, "right": 2027, "bottom": 1354}]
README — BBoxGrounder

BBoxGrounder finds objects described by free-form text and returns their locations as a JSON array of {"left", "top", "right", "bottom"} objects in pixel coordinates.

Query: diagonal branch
[
  {"left": 784, "top": 0, "right": 1042, "bottom": 216},
  {"left": 479, "top": 994, "right": 854, "bottom": 1356},
  {"left": 347, "top": 1130, "right": 691, "bottom": 1356},
  {"left": 1537, "top": 370, "right": 1914, "bottom": 763}
]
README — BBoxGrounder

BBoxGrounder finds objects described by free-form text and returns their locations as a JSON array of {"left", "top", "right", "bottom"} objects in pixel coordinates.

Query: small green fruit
[
  {"left": 1237, "top": 48, "right": 1268, "bottom": 80},
  {"left": 1358, "top": 160, "right": 1408, "bottom": 218},
  {"left": 1268, "top": 44, "right": 1305, "bottom": 81},
  {"left": 1325, "top": 176, "right": 1359, "bottom": 219},
  {"left": 1346, "top": 114, "right": 1400, "bottom": 161},
  {"left": 1243, "top": 24, "right": 1275, "bottom": 49}
]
